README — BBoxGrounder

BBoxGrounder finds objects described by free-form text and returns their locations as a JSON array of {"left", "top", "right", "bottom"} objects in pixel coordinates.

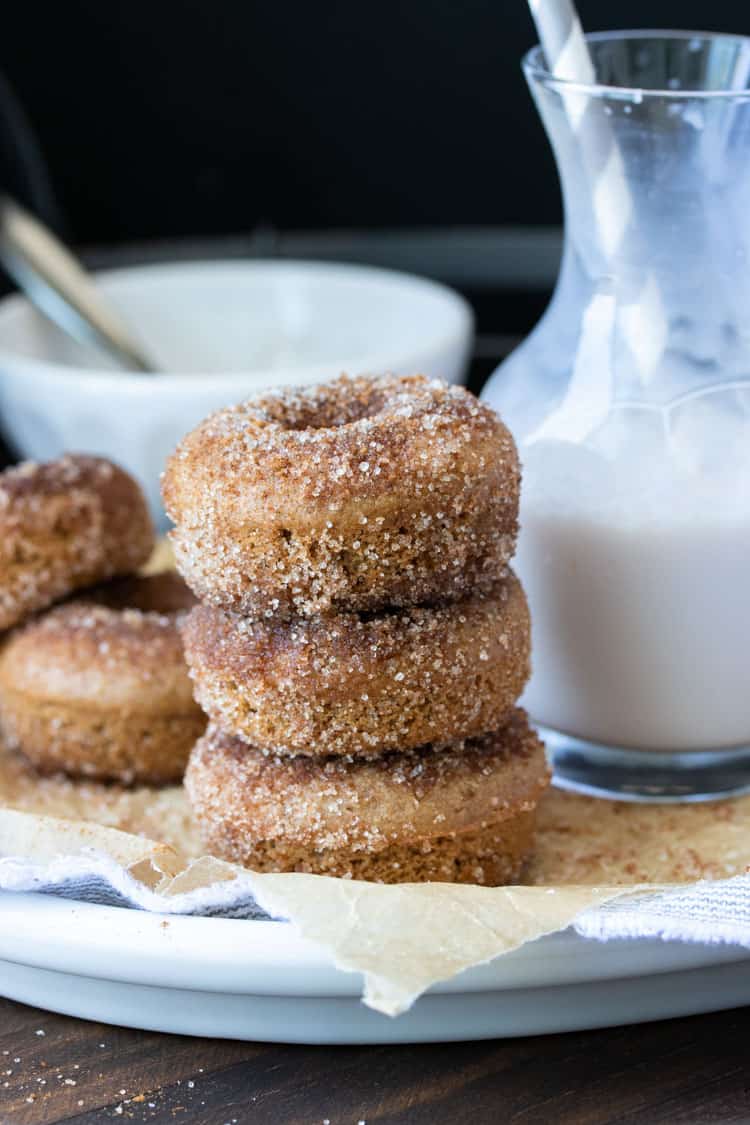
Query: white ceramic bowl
[{"left": 0, "top": 260, "right": 473, "bottom": 517}]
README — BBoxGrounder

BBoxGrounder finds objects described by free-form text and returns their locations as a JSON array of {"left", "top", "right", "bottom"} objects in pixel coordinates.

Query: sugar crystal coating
[
  {"left": 184, "top": 710, "right": 549, "bottom": 882},
  {"left": 0, "top": 573, "right": 205, "bottom": 784},
  {"left": 162, "top": 373, "right": 520, "bottom": 619},
  {"left": 0, "top": 454, "right": 155, "bottom": 631},
  {"left": 181, "top": 570, "right": 531, "bottom": 756}
]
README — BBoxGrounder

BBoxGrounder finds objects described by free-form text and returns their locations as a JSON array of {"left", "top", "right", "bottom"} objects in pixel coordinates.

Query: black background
[{"left": 0, "top": 1, "right": 748, "bottom": 246}]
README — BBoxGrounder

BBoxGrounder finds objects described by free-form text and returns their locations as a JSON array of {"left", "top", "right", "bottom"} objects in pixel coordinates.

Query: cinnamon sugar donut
[
  {"left": 0, "top": 573, "right": 205, "bottom": 784},
  {"left": 163, "top": 374, "right": 520, "bottom": 620},
  {"left": 182, "top": 571, "right": 530, "bottom": 757},
  {"left": 185, "top": 710, "right": 550, "bottom": 884},
  {"left": 0, "top": 455, "right": 155, "bottom": 632}
]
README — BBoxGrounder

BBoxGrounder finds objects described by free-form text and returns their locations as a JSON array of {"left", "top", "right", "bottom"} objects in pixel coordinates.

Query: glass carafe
[{"left": 482, "top": 31, "right": 750, "bottom": 800}]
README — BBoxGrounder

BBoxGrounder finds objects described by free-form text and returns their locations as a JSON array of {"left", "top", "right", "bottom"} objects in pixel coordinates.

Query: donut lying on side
[
  {"left": 163, "top": 373, "right": 520, "bottom": 620},
  {"left": 181, "top": 571, "right": 530, "bottom": 757},
  {"left": 0, "top": 573, "right": 205, "bottom": 784},
  {"left": 185, "top": 710, "right": 550, "bottom": 885},
  {"left": 0, "top": 455, "right": 154, "bottom": 632}
]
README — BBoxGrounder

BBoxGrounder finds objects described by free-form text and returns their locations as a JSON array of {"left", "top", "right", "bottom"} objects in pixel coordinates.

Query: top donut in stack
[
  {"left": 162, "top": 373, "right": 519, "bottom": 618},
  {"left": 164, "top": 374, "right": 549, "bottom": 884}
]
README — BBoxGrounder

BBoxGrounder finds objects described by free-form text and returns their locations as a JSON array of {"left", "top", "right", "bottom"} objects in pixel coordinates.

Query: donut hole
[{"left": 260, "top": 385, "right": 391, "bottom": 433}]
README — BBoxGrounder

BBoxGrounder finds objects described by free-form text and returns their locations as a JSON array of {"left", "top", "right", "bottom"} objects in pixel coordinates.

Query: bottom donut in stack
[
  {"left": 185, "top": 710, "right": 548, "bottom": 885},
  {"left": 0, "top": 573, "right": 205, "bottom": 784}
]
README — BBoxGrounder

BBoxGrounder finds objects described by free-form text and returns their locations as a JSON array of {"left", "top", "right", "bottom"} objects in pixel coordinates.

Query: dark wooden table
[{"left": 2, "top": 996, "right": 749, "bottom": 1124}]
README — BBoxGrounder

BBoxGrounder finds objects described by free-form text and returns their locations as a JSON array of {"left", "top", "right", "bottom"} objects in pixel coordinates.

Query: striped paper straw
[{"left": 527, "top": 0, "right": 668, "bottom": 384}]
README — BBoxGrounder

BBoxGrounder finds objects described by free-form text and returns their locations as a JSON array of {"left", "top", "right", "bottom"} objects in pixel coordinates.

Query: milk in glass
[{"left": 482, "top": 31, "right": 750, "bottom": 797}]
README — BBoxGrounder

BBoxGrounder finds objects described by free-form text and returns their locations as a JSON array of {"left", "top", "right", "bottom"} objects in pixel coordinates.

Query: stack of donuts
[
  {"left": 0, "top": 454, "right": 205, "bottom": 784},
  {"left": 166, "top": 373, "right": 549, "bottom": 885}
]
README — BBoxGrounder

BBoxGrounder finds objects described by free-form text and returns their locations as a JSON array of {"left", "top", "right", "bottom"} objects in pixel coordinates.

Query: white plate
[{"left": 1, "top": 893, "right": 749, "bottom": 1043}]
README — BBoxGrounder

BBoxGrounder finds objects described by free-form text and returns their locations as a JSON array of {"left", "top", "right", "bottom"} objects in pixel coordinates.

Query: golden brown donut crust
[
  {"left": 240, "top": 813, "right": 537, "bottom": 885},
  {"left": 0, "top": 455, "right": 155, "bottom": 632},
  {"left": 184, "top": 710, "right": 550, "bottom": 884},
  {"left": 0, "top": 574, "right": 205, "bottom": 784},
  {"left": 163, "top": 374, "right": 520, "bottom": 619},
  {"left": 182, "top": 571, "right": 530, "bottom": 756}
]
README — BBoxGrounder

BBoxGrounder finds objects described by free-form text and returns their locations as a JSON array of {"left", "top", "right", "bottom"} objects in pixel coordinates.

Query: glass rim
[{"left": 523, "top": 28, "right": 750, "bottom": 101}]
